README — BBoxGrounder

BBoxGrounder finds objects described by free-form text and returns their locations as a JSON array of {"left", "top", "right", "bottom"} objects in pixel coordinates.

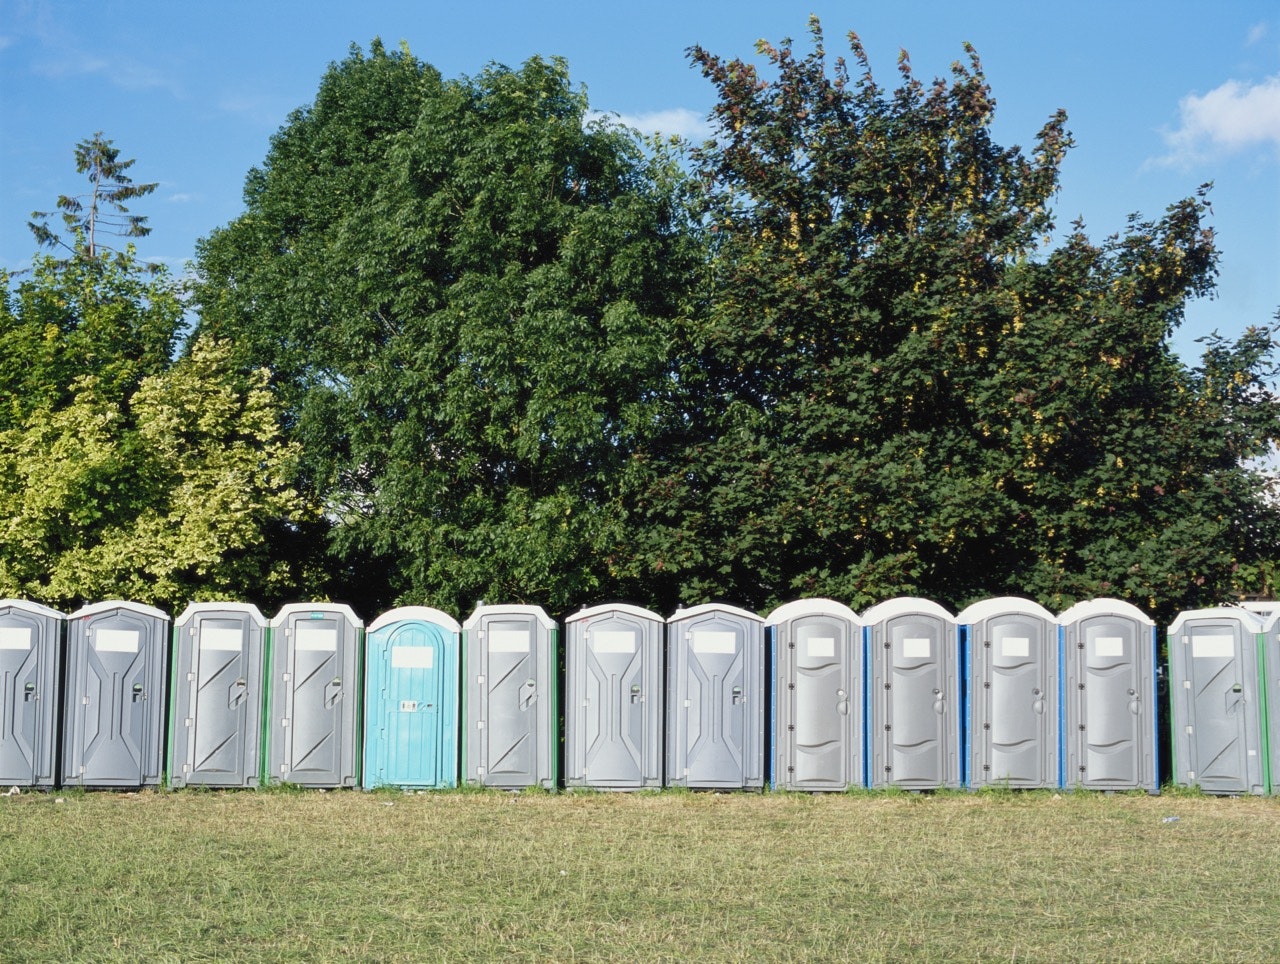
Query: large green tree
[
  {"left": 193, "top": 41, "right": 701, "bottom": 616},
  {"left": 621, "top": 20, "right": 1280, "bottom": 622}
]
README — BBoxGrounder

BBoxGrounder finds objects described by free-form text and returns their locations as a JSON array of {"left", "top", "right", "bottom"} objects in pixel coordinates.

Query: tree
[
  {"left": 28, "top": 132, "right": 159, "bottom": 265},
  {"left": 192, "top": 42, "right": 701, "bottom": 616},
  {"left": 620, "top": 19, "right": 1280, "bottom": 623}
]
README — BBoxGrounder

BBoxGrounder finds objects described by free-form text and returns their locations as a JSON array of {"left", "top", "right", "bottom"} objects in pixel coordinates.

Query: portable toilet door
[
  {"left": 1167, "top": 607, "right": 1266, "bottom": 795},
  {"left": 462, "top": 604, "right": 557, "bottom": 789},
  {"left": 0, "top": 600, "right": 63, "bottom": 787},
  {"left": 266, "top": 603, "right": 363, "bottom": 788},
  {"left": 168, "top": 602, "right": 267, "bottom": 788},
  {"left": 1059, "top": 598, "right": 1158, "bottom": 793},
  {"left": 957, "top": 597, "right": 1059, "bottom": 790},
  {"left": 666, "top": 603, "right": 765, "bottom": 789},
  {"left": 863, "top": 597, "right": 960, "bottom": 790},
  {"left": 362, "top": 606, "right": 460, "bottom": 790},
  {"left": 766, "top": 599, "right": 862, "bottom": 791},
  {"left": 565, "top": 603, "right": 664, "bottom": 790},
  {"left": 63, "top": 601, "right": 170, "bottom": 788}
]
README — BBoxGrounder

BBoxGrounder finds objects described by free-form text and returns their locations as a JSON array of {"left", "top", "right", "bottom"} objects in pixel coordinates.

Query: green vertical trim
[
  {"left": 354, "top": 625, "right": 365, "bottom": 787},
  {"left": 259, "top": 626, "right": 274, "bottom": 786},
  {"left": 165, "top": 619, "right": 183, "bottom": 789},
  {"left": 460, "top": 626, "right": 471, "bottom": 784},
  {"left": 550, "top": 626, "right": 560, "bottom": 789}
]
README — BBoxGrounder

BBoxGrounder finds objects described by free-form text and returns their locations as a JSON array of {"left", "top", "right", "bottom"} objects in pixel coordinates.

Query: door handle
[
  {"left": 229, "top": 677, "right": 247, "bottom": 708},
  {"left": 630, "top": 684, "right": 643, "bottom": 704},
  {"left": 324, "top": 677, "right": 343, "bottom": 708},
  {"left": 731, "top": 686, "right": 744, "bottom": 706},
  {"left": 520, "top": 679, "right": 537, "bottom": 710},
  {"left": 24, "top": 682, "right": 36, "bottom": 702},
  {"left": 132, "top": 683, "right": 145, "bottom": 702}
]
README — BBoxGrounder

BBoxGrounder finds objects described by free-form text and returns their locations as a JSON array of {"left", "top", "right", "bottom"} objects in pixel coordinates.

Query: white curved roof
[
  {"left": 176, "top": 601, "right": 266, "bottom": 624},
  {"left": 463, "top": 604, "right": 555, "bottom": 631},
  {"left": 956, "top": 596, "right": 1055, "bottom": 625},
  {"left": 860, "top": 596, "right": 954, "bottom": 624},
  {"left": 1057, "top": 597, "right": 1154, "bottom": 627},
  {"left": 368, "top": 606, "right": 461, "bottom": 634},
  {"left": 0, "top": 599, "right": 65, "bottom": 619},
  {"left": 1168, "top": 606, "right": 1264, "bottom": 635},
  {"left": 764, "top": 598, "right": 859, "bottom": 627},
  {"left": 667, "top": 602, "right": 763, "bottom": 624},
  {"left": 270, "top": 602, "right": 363, "bottom": 628},
  {"left": 565, "top": 602, "right": 662, "bottom": 625},
  {"left": 71, "top": 599, "right": 170, "bottom": 621}
]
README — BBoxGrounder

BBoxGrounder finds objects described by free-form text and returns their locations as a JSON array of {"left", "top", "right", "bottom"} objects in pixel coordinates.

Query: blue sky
[{"left": 1, "top": 0, "right": 1276, "bottom": 362}]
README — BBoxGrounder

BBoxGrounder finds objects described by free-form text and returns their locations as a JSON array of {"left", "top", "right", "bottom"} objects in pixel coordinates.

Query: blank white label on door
[
  {"left": 399, "top": 700, "right": 419, "bottom": 712},
  {"left": 807, "top": 637, "right": 836, "bottom": 658},
  {"left": 95, "top": 629, "right": 139, "bottom": 653},
  {"left": 902, "top": 637, "right": 931, "bottom": 658},
  {"left": 1001, "top": 636, "right": 1030, "bottom": 658},
  {"left": 295, "top": 626, "right": 337, "bottom": 651},
  {"left": 692, "top": 630, "right": 737, "bottom": 654},
  {"left": 392, "top": 646, "right": 434, "bottom": 669},
  {"left": 1094, "top": 636, "right": 1124, "bottom": 657},
  {"left": 591, "top": 630, "right": 636, "bottom": 654},
  {"left": 1192, "top": 634, "right": 1235, "bottom": 659},
  {"left": 200, "top": 627, "right": 243, "bottom": 651},
  {"left": 488, "top": 629, "right": 531, "bottom": 653},
  {"left": 0, "top": 627, "right": 32, "bottom": 649}
]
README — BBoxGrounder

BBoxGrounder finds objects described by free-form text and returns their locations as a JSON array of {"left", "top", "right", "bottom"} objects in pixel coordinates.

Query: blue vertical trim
[
  {"left": 1058, "top": 623, "right": 1067, "bottom": 789},
  {"left": 1150, "top": 625, "right": 1160, "bottom": 791},
  {"left": 767, "top": 624, "right": 776, "bottom": 790},
  {"left": 862, "top": 624, "right": 871, "bottom": 789}
]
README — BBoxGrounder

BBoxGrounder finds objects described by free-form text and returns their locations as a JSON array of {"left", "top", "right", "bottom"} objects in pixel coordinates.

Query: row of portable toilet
[
  {"left": 1, "top": 595, "right": 1178, "bottom": 793},
  {"left": 1167, "top": 604, "right": 1280, "bottom": 796}
]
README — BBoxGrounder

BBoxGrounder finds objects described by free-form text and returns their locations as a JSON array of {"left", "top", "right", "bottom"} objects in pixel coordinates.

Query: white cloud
[
  {"left": 593, "top": 108, "right": 712, "bottom": 141},
  {"left": 1246, "top": 22, "right": 1269, "bottom": 46},
  {"left": 166, "top": 192, "right": 197, "bottom": 204},
  {"left": 1156, "top": 75, "right": 1280, "bottom": 166}
]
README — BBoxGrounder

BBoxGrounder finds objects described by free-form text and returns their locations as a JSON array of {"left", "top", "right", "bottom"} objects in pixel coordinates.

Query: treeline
[{"left": 3, "top": 22, "right": 1278, "bottom": 627}]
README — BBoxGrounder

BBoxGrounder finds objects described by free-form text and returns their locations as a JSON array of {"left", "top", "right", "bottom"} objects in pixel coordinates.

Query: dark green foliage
[
  {"left": 193, "top": 41, "right": 701, "bottom": 616},
  {"left": 620, "top": 19, "right": 1280, "bottom": 623}
]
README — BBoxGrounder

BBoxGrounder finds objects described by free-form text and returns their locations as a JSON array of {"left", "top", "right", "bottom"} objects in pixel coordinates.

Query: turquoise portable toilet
[
  {"left": 265, "top": 603, "right": 363, "bottom": 788},
  {"left": 0, "top": 600, "right": 64, "bottom": 787},
  {"left": 169, "top": 602, "right": 268, "bottom": 788},
  {"left": 1168, "top": 607, "right": 1266, "bottom": 795},
  {"left": 363, "top": 606, "right": 460, "bottom": 789}
]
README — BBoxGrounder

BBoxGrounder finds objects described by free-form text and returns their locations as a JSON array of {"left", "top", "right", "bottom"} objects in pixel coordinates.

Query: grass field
[{"left": 1, "top": 786, "right": 1278, "bottom": 961}]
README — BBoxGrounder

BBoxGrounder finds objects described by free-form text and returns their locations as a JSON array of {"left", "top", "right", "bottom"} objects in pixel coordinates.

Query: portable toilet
[
  {"left": 666, "top": 603, "right": 765, "bottom": 789},
  {"left": 462, "top": 604, "right": 557, "bottom": 789},
  {"left": 265, "top": 603, "right": 363, "bottom": 788},
  {"left": 766, "top": 599, "right": 862, "bottom": 791},
  {"left": 168, "top": 602, "right": 268, "bottom": 788},
  {"left": 1059, "top": 598, "right": 1158, "bottom": 793},
  {"left": 863, "top": 597, "right": 961, "bottom": 790},
  {"left": 565, "top": 603, "right": 664, "bottom": 790},
  {"left": 0, "top": 600, "right": 64, "bottom": 787},
  {"left": 362, "top": 606, "right": 460, "bottom": 789},
  {"left": 1168, "top": 607, "right": 1266, "bottom": 795},
  {"left": 63, "top": 600, "right": 170, "bottom": 788},
  {"left": 958, "top": 597, "right": 1059, "bottom": 789},
  {"left": 1265, "top": 611, "right": 1280, "bottom": 795}
]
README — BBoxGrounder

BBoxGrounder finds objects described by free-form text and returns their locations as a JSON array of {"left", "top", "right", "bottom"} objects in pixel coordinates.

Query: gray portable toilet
[
  {"left": 666, "top": 603, "right": 765, "bottom": 790},
  {"left": 863, "top": 597, "right": 960, "bottom": 790},
  {"left": 565, "top": 603, "right": 664, "bottom": 790},
  {"left": 362, "top": 606, "right": 461, "bottom": 790},
  {"left": 463, "top": 604, "right": 557, "bottom": 789},
  {"left": 1264, "top": 611, "right": 1280, "bottom": 796},
  {"left": 1168, "top": 607, "right": 1266, "bottom": 795},
  {"left": 0, "top": 600, "right": 64, "bottom": 787},
  {"left": 266, "top": 603, "right": 363, "bottom": 788},
  {"left": 63, "top": 600, "right": 170, "bottom": 788},
  {"left": 168, "top": 602, "right": 268, "bottom": 788},
  {"left": 958, "top": 597, "right": 1059, "bottom": 790},
  {"left": 766, "top": 599, "right": 862, "bottom": 791},
  {"left": 1059, "top": 598, "right": 1158, "bottom": 793}
]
